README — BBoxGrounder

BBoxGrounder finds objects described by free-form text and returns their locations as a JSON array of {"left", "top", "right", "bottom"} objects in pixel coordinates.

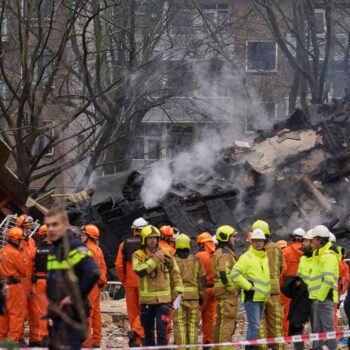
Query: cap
[
  {"left": 293, "top": 227, "right": 305, "bottom": 237},
  {"left": 251, "top": 228, "right": 266, "bottom": 240}
]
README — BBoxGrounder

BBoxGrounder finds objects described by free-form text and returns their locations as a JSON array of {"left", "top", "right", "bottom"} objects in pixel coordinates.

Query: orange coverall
[
  {"left": 83, "top": 240, "right": 107, "bottom": 347},
  {"left": 30, "top": 242, "right": 52, "bottom": 344},
  {"left": 0, "top": 243, "right": 27, "bottom": 342},
  {"left": 196, "top": 240, "right": 217, "bottom": 344},
  {"left": 334, "top": 259, "right": 350, "bottom": 330},
  {"left": 281, "top": 241, "right": 303, "bottom": 336},
  {"left": 116, "top": 241, "right": 144, "bottom": 344},
  {"left": 19, "top": 237, "right": 36, "bottom": 341}
]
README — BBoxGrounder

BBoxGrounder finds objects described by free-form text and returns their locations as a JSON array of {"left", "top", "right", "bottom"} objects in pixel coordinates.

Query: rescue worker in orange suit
[
  {"left": 0, "top": 227, "right": 27, "bottom": 343},
  {"left": 281, "top": 227, "right": 305, "bottom": 336},
  {"left": 29, "top": 224, "right": 51, "bottom": 346},
  {"left": 196, "top": 232, "right": 217, "bottom": 344},
  {"left": 159, "top": 226, "right": 176, "bottom": 255},
  {"left": 252, "top": 220, "right": 285, "bottom": 350},
  {"left": 81, "top": 224, "right": 107, "bottom": 348},
  {"left": 329, "top": 233, "right": 349, "bottom": 330},
  {"left": 17, "top": 215, "right": 37, "bottom": 344},
  {"left": 116, "top": 217, "right": 148, "bottom": 347}
]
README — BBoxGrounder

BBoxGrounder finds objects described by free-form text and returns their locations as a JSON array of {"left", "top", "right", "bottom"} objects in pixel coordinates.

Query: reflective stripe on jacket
[
  {"left": 297, "top": 254, "right": 313, "bottom": 286},
  {"left": 132, "top": 247, "right": 184, "bottom": 304},
  {"left": 175, "top": 254, "right": 206, "bottom": 300},
  {"left": 265, "top": 242, "right": 283, "bottom": 294},
  {"left": 47, "top": 247, "right": 93, "bottom": 270},
  {"left": 213, "top": 246, "right": 239, "bottom": 298},
  {"left": 308, "top": 242, "right": 339, "bottom": 303},
  {"left": 231, "top": 245, "right": 271, "bottom": 302}
]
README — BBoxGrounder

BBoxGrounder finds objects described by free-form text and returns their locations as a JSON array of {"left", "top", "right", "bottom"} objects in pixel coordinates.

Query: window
[
  {"left": 314, "top": 9, "right": 325, "bottom": 36},
  {"left": 37, "top": 120, "right": 54, "bottom": 156},
  {"left": 134, "top": 124, "right": 162, "bottom": 160},
  {"left": 1, "top": 16, "right": 9, "bottom": 42},
  {"left": 332, "top": 71, "right": 349, "bottom": 98},
  {"left": 246, "top": 41, "right": 277, "bottom": 72},
  {"left": 35, "top": 54, "right": 55, "bottom": 86},
  {"left": 26, "top": 0, "right": 54, "bottom": 20},
  {"left": 198, "top": 60, "right": 230, "bottom": 97},
  {"left": 171, "top": 10, "right": 194, "bottom": 35},
  {"left": 197, "top": 2, "right": 229, "bottom": 32},
  {"left": 167, "top": 62, "right": 193, "bottom": 97},
  {"left": 167, "top": 125, "right": 193, "bottom": 156}
]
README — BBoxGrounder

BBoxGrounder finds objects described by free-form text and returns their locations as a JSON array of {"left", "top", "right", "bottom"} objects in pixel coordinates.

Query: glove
[{"left": 173, "top": 294, "right": 182, "bottom": 310}]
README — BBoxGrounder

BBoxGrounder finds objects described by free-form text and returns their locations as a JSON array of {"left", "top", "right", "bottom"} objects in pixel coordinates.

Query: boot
[{"left": 128, "top": 330, "right": 140, "bottom": 347}]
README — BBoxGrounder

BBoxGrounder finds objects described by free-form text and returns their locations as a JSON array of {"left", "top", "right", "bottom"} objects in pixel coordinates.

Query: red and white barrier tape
[{"left": 10, "top": 330, "right": 350, "bottom": 350}]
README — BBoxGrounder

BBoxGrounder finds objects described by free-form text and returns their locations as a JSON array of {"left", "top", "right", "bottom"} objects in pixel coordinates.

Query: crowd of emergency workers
[{"left": 0, "top": 205, "right": 350, "bottom": 350}]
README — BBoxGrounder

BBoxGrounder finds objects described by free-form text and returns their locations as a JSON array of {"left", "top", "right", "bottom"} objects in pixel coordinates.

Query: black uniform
[{"left": 47, "top": 231, "right": 100, "bottom": 350}]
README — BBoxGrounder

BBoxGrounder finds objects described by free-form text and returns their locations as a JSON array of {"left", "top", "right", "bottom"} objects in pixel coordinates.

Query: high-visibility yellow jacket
[
  {"left": 231, "top": 246, "right": 271, "bottom": 302},
  {"left": 265, "top": 242, "right": 283, "bottom": 295},
  {"left": 175, "top": 254, "right": 206, "bottom": 300},
  {"left": 213, "top": 246, "right": 239, "bottom": 299},
  {"left": 297, "top": 252, "right": 313, "bottom": 286},
  {"left": 132, "top": 247, "right": 184, "bottom": 304},
  {"left": 308, "top": 242, "right": 339, "bottom": 303}
]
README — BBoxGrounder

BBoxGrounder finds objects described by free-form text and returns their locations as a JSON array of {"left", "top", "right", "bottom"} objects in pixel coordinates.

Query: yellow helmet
[
  {"left": 140, "top": 225, "right": 160, "bottom": 245},
  {"left": 215, "top": 225, "right": 236, "bottom": 242},
  {"left": 251, "top": 220, "right": 270, "bottom": 235},
  {"left": 175, "top": 233, "right": 191, "bottom": 250}
]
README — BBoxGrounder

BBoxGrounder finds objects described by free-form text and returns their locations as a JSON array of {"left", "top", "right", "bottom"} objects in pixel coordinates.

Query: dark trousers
[
  {"left": 289, "top": 323, "right": 304, "bottom": 350},
  {"left": 49, "top": 318, "right": 84, "bottom": 350},
  {"left": 140, "top": 303, "right": 169, "bottom": 346}
]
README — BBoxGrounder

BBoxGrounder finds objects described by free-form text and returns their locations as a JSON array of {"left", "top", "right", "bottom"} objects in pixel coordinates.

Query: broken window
[
  {"left": 37, "top": 120, "right": 54, "bottom": 156},
  {"left": 134, "top": 124, "right": 162, "bottom": 160},
  {"left": 167, "top": 125, "right": 194, "bottom": 156},
  {"left": 246, "top": 41, "right": 277, "bottom": 72},
  {"left": 198, "top": 2, "right": 229, "bottom": 32}
]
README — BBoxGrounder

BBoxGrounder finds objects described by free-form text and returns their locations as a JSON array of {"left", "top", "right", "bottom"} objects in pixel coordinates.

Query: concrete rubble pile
[{"left": 70, "top": 94, "right": 350, "bottom": 274}]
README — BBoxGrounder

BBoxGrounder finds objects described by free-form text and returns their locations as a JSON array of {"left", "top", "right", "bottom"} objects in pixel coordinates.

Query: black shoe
[{"left": 128, "top": 331, "right": 140, "bottom": 347}]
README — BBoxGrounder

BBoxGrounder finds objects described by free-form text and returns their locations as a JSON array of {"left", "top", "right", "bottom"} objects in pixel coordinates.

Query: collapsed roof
[{"left": 63, "top": 96, "right": 350, "bottom": 274}]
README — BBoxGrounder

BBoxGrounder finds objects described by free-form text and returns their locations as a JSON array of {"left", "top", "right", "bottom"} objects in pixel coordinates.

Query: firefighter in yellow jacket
[
  {"left": 212, "top": 225, "right": 240, "bottom": 346},
  {"left": 132, "top": 225, "right": 184, "bottom": 346},
  {"left": 252, "top": 220, "right": 284, "bottom": 350},
  {"left": 173, "top": 234, "right": 206, "bottom": 349}
]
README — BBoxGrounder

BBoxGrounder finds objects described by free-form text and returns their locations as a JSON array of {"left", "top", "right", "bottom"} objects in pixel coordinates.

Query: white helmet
[
  {"left": 329, "top": 232, "right": 336, "bottom": 243},
  {"left": 132, "top": 217, "right": 149, "bottom": 229},
  {"left": 251, "top": 229, "right": 266, "bottom": 240},
  {"left": 293, "top": 227, "right": 305, "bottom": 237},
  {"left": 303, "top": 229, "right": 314, "bottom": 240},
  {"left": 312, "top": 225, "right": 330, "bottom": 238}
]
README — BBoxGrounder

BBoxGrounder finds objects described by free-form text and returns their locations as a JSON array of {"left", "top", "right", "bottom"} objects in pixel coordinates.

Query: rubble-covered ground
[{"left": 99, "top": 296, "right": 347, "bottom": 349}]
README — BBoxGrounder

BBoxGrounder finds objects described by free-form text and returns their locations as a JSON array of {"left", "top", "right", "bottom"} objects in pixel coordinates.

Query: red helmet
[
  {"left": 38, "top": 225, "right": 47, "bottom": 236},
  {"left": 16, "top": 214, "right": 28, "bottom": 227},
  {"left": 83, "top": 224, "right": 100, "bottom": 239},
  {"left": 159, "top": 226, "right": 174, "bottom": 238},
  {"left": 7, "top": 227, "right": 23, "bottom": 240},
  {"left": 197, "top": 232, "right": 213, "bottom": 244}
]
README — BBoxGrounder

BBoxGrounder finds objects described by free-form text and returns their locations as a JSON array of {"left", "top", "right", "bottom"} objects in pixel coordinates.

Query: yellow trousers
[
  {"left": 259, "top": 294, "right": 285, "bottom": 350},
  {"left": 173, "top": 300, "right": 200, "bottom": 350},
  {"left": 213, "top": 297, "right": 238, "bottom": 350}
]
